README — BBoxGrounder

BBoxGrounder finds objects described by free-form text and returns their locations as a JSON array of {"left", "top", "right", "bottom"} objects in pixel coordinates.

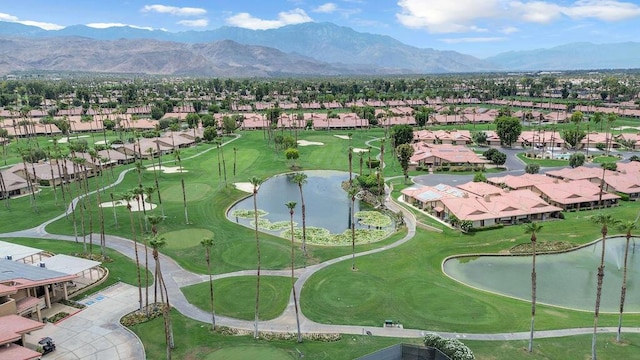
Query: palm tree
[
  {"left": 146, "top": 214, "right": 163, "bottom": 311},
  {"left": 200, "top": 237, "right": 216, "bottom": 330},
  {"left": 149, "top": 235, "right": 174, "bottom": 359},
  {"left": 524, "top": 222, "right": 543, "bottom": 353},
  {"left": 348, "top": 146, "right": 353, "bottom": 186},
  {"left": 605, "top": 113, "right": 617, "bottom": 156},
  {"left": 285, "top": 201, "right": 302, "bottom": 343},
  {"left": 249, "top": 176, "right": 263, "bottom": 339},
  {"left": 591, "top": 213, "right": 619, "bottom": 360},
  {"left": 292, "top": 173, "right": 308, "bottom": 257},
  {"left": 121, "top": 191, "right": 143, "bottom": 311},
  {"left": 615, "top": 220, "right": 636, "bottom": 342},
  {"left": 348, "top": 187, "right": 358, "bottom": 271}
]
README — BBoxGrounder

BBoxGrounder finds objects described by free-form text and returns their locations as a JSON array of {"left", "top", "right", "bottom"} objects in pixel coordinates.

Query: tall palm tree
[
  {"left": 348, "top": 146, "right": 353, "bottom": 186},
  {"left": 146, "top": 214, "right": 164, "bottom": 308},
  {"left": 249, "top": 176, "right": 263, "bottom": 339},
  {"left": 292, "top": 172, "right": 308, "bottom": 257},
  {"left": 149, "top": 235, "right": 174, "bottom": 359},
  {"left": 348, "top": 187, "right": 358, "bottom": 271},
  {"left": 285, "top": 201, "right": 302, "bottom": 343},
  {"left": 605, "top": 113, "right": 617, "bottom": 156},
  {"left": 524, "top": 222, "right": 543, "bottom": 353},
  {"left": 591, "top": 213, "right": 619, "bottom": 360},
  {"left": 121, "top": 191, "right": 143, "bottom": 311},
  {"left": 615, "top": 220, "right": 636, "bottom": 342},
  {"left": 200, "top": 237, "right": 216, "bottom": 330}
]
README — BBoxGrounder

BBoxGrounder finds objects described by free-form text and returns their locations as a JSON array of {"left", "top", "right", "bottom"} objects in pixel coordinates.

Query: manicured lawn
[
  {"left": 182, "top": 276, "right": 292, "bottom": 320},
  {"left": 517, "top": 152, "right": 569, "bottom": 167},
  {"left": 467, "top": 334, "right": 640, "bottom": 360},
  {"left": 301, "top": 201, "right": 640, "bottom": 332},
  {"left": 592, "top": 155, "right": 620, "bottom": 164},
  {"left": 6, "top": 128, "right": 640, "bottom": 359},
  {"left": 131, "top": 309, "right": 418, "bottom": 360}
]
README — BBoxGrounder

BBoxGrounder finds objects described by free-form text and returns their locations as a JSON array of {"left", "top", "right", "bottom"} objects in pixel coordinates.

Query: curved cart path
[{"left": 2, "top": 135, "right": 639, "bottom": 346}]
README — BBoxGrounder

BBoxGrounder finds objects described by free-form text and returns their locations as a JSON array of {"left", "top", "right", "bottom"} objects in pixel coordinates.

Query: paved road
[
  {"left": 26, "top": 283, "right": 145, "bottom": 360},
  {"left": 5, "top": 136, "right": 640, "bottom": 357}
]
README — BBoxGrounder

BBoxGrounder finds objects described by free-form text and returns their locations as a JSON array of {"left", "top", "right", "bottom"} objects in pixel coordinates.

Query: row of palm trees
[{"left": 525, "top": 215, "right": 637, "bottom": 359}]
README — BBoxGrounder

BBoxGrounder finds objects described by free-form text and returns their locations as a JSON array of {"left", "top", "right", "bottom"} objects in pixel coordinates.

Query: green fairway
[
  {"left": 182, "top": 276, "right": 292, "bottom": 320},
  {"left": 205, "top": 346, "right": 294, "bottom": 360},
  {"left": 161, "top": 182, "right": 213, "bottom": 202},
  {"left": 163, "top": 228, "right": 214, "bottom": 249}
]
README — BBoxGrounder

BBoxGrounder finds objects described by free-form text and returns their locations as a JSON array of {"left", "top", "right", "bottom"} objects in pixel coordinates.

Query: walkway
[
  {"left": 25, "top": 283, "right": 145, "bottom": 360},
  {"left": 5, "top": 135, "right": 640, "bottom": 357}
]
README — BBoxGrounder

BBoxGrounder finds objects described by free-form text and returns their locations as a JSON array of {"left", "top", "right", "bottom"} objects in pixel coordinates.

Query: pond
[
  {"left": 228, "top": 170, "right": 393, "bottom": 245},
  {"left": 443, "top": 236, "right": 640, "bottom": 312}
]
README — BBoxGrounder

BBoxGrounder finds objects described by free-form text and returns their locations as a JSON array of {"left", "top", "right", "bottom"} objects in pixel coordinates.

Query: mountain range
[{"left": 0, "top": 21, "right": 638, "bottom": 76}]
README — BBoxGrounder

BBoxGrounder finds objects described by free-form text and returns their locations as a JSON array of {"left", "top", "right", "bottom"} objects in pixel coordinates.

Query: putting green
[
  {"left": 205, "top": 346, "right": 294, "bottom": 360},
  {"left": 161, "top": 183, "right": 212, "bottom": 202},
  {"left": 163, "top": 228, "right": 214, "bottom": 249}
]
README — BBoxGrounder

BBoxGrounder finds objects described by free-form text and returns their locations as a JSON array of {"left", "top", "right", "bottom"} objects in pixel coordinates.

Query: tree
[
  {"left": 615, "top": 220, "right": 636, "bottom": 343},
  {"left": 494, "top": 116, "right": 522, "bottom": 147},
  {"left": 249, "top": 176, "right": 264, "bottom": 339},
  {"left": 561, "top": 128, "right": 586, "bottom": 149},
  {"left": 200, "top": 237, "right": 216, "bottom": 330},
  {"left": 203, "top": 126, "right": 217, "bottom": 142},
  {"left": 525, "top": 163, "right": 540, "bottom": 174},
  {"left": 185, "top": 113, "right": 200, "bottom": 128},
  {"left": 390, "top": 124, "right": 414, "bottom": 147},
  {"left": 222, "top": 116, "right": 237, "bottom": 134},
  {"left": 591, "top": 213, "right": 619, "bottom": 360},
  {"left": 285, "top": 201, "right": 302, "bottom": 343},
  {"left": 524, "top": 222, "right": 543, "bottom": 353},
  {"left": 483, "top": 148, "right": 507, "bottom": 166},
  {"left": 396, "top": 143, "right": 415, "bottom": 183},
  {"left": 569, "top": 152, "right": 585, "bottom": 168},
  {"left": 472, "top": 131, "right": 487, "bottom": 145},
  {"left": 292, "top": 173, "right": 308, "bottom": 257},
  {"left": 121, "top": 192, "right": 143, "bottom": 311},
  {"left": 348, "top": 187, "right": 358, "bottom": 271},
  {"left": 605, "top": 113, "right": 617, "bottom": 156},
  {"left": 473, "top": 172, "right": 487, "bottom": 182},
  {"left": 284, "top": 148, "right": 300, "bottom": 169},
  {"left": 149, "top": 235, "right": 174, "bottom": 359},
  {"left": 592, "top": 112, "right": 604, "bottom": 131}
]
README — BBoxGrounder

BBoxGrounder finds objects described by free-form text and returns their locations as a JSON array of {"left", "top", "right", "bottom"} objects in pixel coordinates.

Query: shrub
[
  {"left": 525, "top": 163, "right": 540, "bottom": 174},
  {"left": 595, "top": 142, "right": 606, "bottom": 151},
  {"left": 466, "top": 224, "right": 504, "bottom": 232},
  {"left": 617, "top": 192, "right": 630, "bottom": 201},
  {"left": 367, "top": 159, "right": 380, "bottom": 169},
  {"left": 630, "top": 155, "right": 640, "bottom": 162},
  {"left": 415, "top": 166, "right": 423, "bottom": 171},
  {"left": 423, "top": 333, "right": 475, "bottom": 360}
]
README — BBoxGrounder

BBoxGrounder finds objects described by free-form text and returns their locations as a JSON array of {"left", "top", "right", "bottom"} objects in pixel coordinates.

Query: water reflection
[
  {"left": 443, "top": 237, "right": 640, "bottom": 312},
  {"left": 229, "top": 170, "right": 386, "bottom": 235}
]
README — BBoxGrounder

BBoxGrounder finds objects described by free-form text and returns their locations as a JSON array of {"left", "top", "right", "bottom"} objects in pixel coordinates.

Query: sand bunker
[
  {"left": 99, "top": 194, "right": 157, "bottom": 212},
  {"left": 297, "top": 140, "right": 324, "bottom": 146},
  {"left": 333, "top": 135, "right": 351, "bottom": 140},
  {"left": 94, "top": 140, "right": 109, "bottom": 145},
  {"left": 613, "top": 126, "right": 640, "bottom": 131},
  {"left": 50, "top": 135, "right": 89, "bottom": 144},
  {"left": 353, "top": 148, "right": 370, "bottom": 153},
  {"left": 234, "top": 182, "right": 256, "bottom": 193},
  {"left": 146, "top": 166, "right": 188, "bottom": 174}
]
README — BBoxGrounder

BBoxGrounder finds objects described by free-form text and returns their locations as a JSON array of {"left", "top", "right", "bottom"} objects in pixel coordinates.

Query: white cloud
[
  {"left": 15, "top": 20, "right": 65, "bottom": 30},
  {"left": 397, "top": 0, "right": 640, "bottom": 34},
  {"left": 0, "top": 13, "right": 64, "bottom": 30},
  {"left": 226, "top": 9, "right": 313, "bottom": 30},
  {"left": 509, "top": 1, "right": 563, "bottom": 23},
  {"left": 439, "top": 37, "right": 506, "bottom": 43},
  {"left": 0, "top": 13, "right": 19, "bottom": 22},
  {"left": 86, "top": 23, "right": 155, "bottom": 31},
  {"left": 177, "top": 19, "right": 209, "bottom": 27},
  {"left": 501, "top": 26, "right": 519, "bottom": 34},
  {"left": 314, "top": 3, "right": 338, "bottom": 13},
  {"left": 564, "top": 0, "right": 640, "bottom": 21},
  {"left": 141, "top": 4, "right": 207, "bottom": 17}
]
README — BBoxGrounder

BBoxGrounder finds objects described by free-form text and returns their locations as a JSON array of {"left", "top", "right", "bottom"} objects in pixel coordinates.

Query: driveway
[{"left": 26, "top": 283, "right": 145, "bottom": 360}]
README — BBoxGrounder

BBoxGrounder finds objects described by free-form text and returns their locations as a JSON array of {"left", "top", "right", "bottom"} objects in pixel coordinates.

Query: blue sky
[{"left": 1, "top": 0, "right": 640, "bottom": 58}]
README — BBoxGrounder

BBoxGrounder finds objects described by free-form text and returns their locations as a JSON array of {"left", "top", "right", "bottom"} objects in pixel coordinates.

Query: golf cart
[{"left": 38, "top": 337, "right": 56, "bottom": 355}]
